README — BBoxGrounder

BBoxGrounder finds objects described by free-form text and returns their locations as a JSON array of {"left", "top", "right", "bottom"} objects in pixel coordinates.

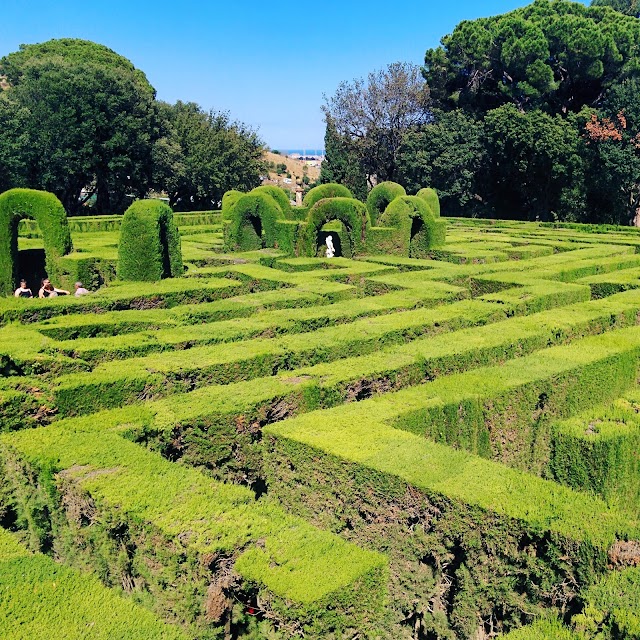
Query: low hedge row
[
  {"left": 116, "top": 290, "right": 640, "bottom": 486},
  {"left": 0, "top": 528, "right": 190, "bottom": 639},
  {"left": 551, "top": 390, "right": 640, "bottom": 516},
  {"left": 0, "top": 413, "right": 388, "bottom": 638}
]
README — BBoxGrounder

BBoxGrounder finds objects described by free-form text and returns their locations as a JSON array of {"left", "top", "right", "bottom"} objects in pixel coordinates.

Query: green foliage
[
  {"left": 0, "top": 38, "right": 159, "bottom": 215},
  {"left": 223, "top": 192, "right": 284, "bottom": 251},
  {"left": 366, "top": 182, "right": 406, "bottom": 226},
  {"left": 416, "top": 187, "right": 440, "bottom": 217},
  {"left": 398, "top": 110, "right": 486, "bottom": 216},
  {"left": 0, "top": 188, "right": 73, "bottom": 296},
  {"left": 302, "top": 183, "right": 354, "bottom": 208},
  {"left": 297, "top": 197, "right": 370, "bottom": 257},
  {"left": 152, "top": 101, "right": 265, "bottom": 212},
  {"left": 424, "top": 1, "right": 640, "bottom": 114},
  {"left": 0, "top": 529, "right": 190, "bottom": 639},
  {"left": 573, "top": 567, "right": 640, "bottom": 639},
  {"left": 117, "top": 200, "right": 182, "bottom": 281},
  {"left": 249, "top": 185, "right": 291, "bottom": 217}
]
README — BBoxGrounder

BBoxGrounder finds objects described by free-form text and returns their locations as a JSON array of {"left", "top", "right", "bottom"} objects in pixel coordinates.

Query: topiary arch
[
  {"left": 366, "top": 181, "right": 406, "bottom": 226},
  {"left": 298, "top": 198, "right": 370, "bottom": 257},
  {"left": 0, "top": 188, "right": 73, "bottom": 296},
  {"left": 223, "top": 192, "right": 284, "bottom": 251},
  {"left": 117, "top": 200, "right": 183, "bottom": 281}
]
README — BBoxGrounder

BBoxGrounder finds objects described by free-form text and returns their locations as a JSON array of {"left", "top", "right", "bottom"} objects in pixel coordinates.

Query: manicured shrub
[
  {"left": 224, "top": 192, "right": 284, "bottom": 251},
  {"left": 303, "top": 183, "right": 353, "bottom": 209},
  {"left": 117, "top": 200, "right": 182, "bottom": 281},
  {"left": 297, "top": 197, "right": 370, "bottom": 257},
  {"left": 416, "top": 187, "right": 441, "bottom": 217},
  {"left": 376, "top": 195, "right": 446, "bottom": 255},
  {"left": 250, "top": 185, "right": 292, "bottom": 217},
  {"left": 0, "top": 188, "right": 73, "bottom": 296},
  {"left": 221, "top": 189, "right": 244, "bottom": 218},
  {"left": 366, "top": 181, "right": 406, "bottom": 225}
]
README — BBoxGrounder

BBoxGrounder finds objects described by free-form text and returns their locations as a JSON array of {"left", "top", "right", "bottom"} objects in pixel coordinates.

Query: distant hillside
[{"left": 263, "top": 151, "right": 320, "bottom": 194}]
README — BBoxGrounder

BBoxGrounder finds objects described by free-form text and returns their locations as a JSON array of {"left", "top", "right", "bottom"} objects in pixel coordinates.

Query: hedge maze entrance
[{"left": 1, "top": 208, "right": 639, "bottom": 639}]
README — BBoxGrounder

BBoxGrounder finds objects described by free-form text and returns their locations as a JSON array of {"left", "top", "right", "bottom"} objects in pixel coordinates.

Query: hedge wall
[
  {"left": 366, "top": 181, "right": 406, "bottom": 226},
  {"left": 117, "top": 200, "right": 183, "bottom": 281},
  {"left": 0, "top": 188, "right": 73, "bottom": 296}
]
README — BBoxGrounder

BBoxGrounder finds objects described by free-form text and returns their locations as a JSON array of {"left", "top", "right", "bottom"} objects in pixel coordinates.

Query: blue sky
[{"left": 1, "top": 0, "right": 589, "bottom": 149}]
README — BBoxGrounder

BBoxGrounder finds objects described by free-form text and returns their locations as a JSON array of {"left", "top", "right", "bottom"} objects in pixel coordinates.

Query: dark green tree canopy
[
  {"left": 0, "top": 38, "right": 159, "bottom": 215},
  {"left": 591, "top": 0, "right": 640, "bottom": 17},
  {"left": 424, "top": 0, "right": 640, "bottom": 114},
  {"left": 152, "top": 101, "right": 265, "bottom": 211}
]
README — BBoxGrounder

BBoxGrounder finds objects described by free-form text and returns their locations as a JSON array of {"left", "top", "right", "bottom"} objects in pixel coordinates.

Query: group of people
[{"left": 14, "top": 278, "right": 89, "bottom": 298}]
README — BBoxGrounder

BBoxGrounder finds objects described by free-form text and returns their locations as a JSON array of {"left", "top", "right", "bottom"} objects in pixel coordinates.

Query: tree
[
  {"left": 397, "top": 110, "right": 486, "bottom": 215},
  {"left": 581, "top": 79, "right": 640, "bottom": 224},
  {"left": 424, "top": 1, "right": 640, "bottom": 115},
  {"left": 0, "top": 38, "right": 160, "bottom": 215},
  {"left": 482, "top": 105, "right": 585, "bottom": 221},
  {"left": 319, "top": 116, "right": 368, "bottom": 201},
  {"left": 591, "top": 0, "right": 640, "bottom": 17},
  {"left": 321, "top": 62, "right": 431, "bottom": 187},
  {"left": 152, "top": 101, "right": 265, "bottom": 211}
]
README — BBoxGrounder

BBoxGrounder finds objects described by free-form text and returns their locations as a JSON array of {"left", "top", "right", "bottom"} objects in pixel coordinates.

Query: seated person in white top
[
  {"left": 14, "top": 279, "right": 33, "bottom": 298},
  {"left": 38, "top": 278, "right": 70, "bottom": 298},
  {"left": 74, "top": 282, "right": 90, "bottom": 297}
]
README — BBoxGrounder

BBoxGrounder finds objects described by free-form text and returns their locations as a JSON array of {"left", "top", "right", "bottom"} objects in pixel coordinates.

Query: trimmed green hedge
[
  {"left": 297, "top": 197, "right": 370, "bottom": 257},
  {"left": 573, "top": 567, "right": 640, "bottom": 639},
  {"left": 303, "top": 183, "right": 354, "bottom": 209},
  {"left": 416, "top": 187, "right": 441, "bottom": 217},
  {"left": 250, "top": 185, "right": 292, "bottom": 218},
  {"left": 0, "top": 188, "right": 73, "bottom": 296},
  {"left": 0, "top": 528, "right": 190, "bottom": 640},
  {"left": 117, "top": 200, "right": 183, "bottom": 281},
  {"left": 223, "top": 192, "right": 284, "bottom": 251},
  {"left": 366, "top": 181, "right": 406, "bottom": 226}
]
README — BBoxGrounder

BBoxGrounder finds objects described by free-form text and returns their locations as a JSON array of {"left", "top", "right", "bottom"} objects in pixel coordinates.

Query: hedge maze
[{"left": 1, "top": 203, "right": 640, "bottom": 639}]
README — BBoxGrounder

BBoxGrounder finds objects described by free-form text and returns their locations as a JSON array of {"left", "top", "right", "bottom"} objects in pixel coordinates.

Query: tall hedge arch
[
  {"left": 250, "top": 185, "right": 292, "bottom": 218},
  {"left": 117, "top": 200, "right": 182, "bottom": 281},
  {"left": 224, "top": 192, "right": 284, "bottom": 251},
  {"left": 377, "top": 195, "right": 446, "bottom": 256},
  {"left": 303, "top": 183, "right": 354, "bottom": 209},
  {"left": 0, "top": 188, "right": 73, "bottom": 296},
  {"left": 416, "top": 187, "right": 441, "bottom": 217},
  {"left": 366, "top": 182, "right": 406, "bottom": 226},
  {"left": 298, "top": 198, "right": 370, "bottom": 257}
]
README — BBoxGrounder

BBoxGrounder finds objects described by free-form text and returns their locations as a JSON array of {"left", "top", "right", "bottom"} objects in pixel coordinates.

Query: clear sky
[{"left": 1, "top": 0, "right": 589, "bottom": 150}]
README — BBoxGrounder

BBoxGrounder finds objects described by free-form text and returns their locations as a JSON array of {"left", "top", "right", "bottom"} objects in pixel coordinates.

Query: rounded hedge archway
[
  {"left": 224, "top": 192, "right": 284, "bottom": 251},
  {"left": 0, "top": 188, "right": 73, "bottom": 296},
  {"left": 117, "top": 200, "right": 183, "bottom": 281},
  {"left": 366, "top": 181, "right": 406, "bottom": 226},
  {"left": 303, "top": 183, "right": 353, "bottom": 209},
  {"left": 298, "top": 197, "right": 370, "bottom": 257}
]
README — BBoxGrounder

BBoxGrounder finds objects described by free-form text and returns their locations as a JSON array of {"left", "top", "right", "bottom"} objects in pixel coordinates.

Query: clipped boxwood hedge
[
  {"left": 297, "top": 197, "right": 370, "bottom": 257},
  {"left": 117, "top": 200, "right": 183, "bottom": 281},
  {"left": 224, "top": 192, "right": 284, "bottom": 251},
  {"left": 366, "top": 181, "right": 406, "bottom": 226},
  {"left": 303, "top": 183, "right": 353, "bottom": 209},
  {"left": 416, "top": 187, "right": 441, "bottom": 217},
  {"left": 0, "top": 188, "right": 73, "bottom": 296}
]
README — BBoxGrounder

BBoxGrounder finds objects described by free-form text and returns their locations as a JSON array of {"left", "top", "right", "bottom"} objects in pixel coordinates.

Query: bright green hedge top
[
  {"left": 303, "top": 183, "right": 354, "bottom": 208},
  {"left": 0, "top": 527, "right": 189, "bottom": 639},
  {"left": 0, "top": 188, "right": 73, "bottom": 296},
  {"left": 250, "top": 185, "right": 292, "bottom": 216},
  {"left": 366, "top": 181, "right": 406, "bottom": 225},
  {"left": 117, "top": 200, "right": 182, "bottom": 281},
  {"left": 221, "top": 189, "right": 243, "bottom": 218},
  {"left": 416, "top": 187, "right": 441, "bottom": 217},
  {"left": 378, "top": 195, "right": 434, "bottom": 229}
]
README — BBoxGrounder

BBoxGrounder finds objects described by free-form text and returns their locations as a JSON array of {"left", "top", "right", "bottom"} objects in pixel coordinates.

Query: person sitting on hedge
[
  {"left": 74, "top": 281, "right": 89, "bottom": 297},
  {"left": 14, "top": 279, "right": 33, "bottom": 298},
  {"left": 38, "top": 277, "right": 70, "bottom": 298}
]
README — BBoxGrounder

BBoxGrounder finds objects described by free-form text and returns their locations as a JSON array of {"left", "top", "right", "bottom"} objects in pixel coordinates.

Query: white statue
[{"left": 325, "top": 235, "right": 335, "bottom": 258}]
